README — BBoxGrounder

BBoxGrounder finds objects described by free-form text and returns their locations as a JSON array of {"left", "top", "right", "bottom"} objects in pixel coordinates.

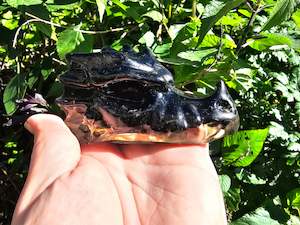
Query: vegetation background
[{"left": 0, "top": 0, "right": 300, "bottom": 224}]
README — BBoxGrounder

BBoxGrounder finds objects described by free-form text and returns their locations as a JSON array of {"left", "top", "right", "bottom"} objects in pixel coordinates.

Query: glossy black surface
[{"left": 57, "top": 47, "right": 239, "bottom": 133}]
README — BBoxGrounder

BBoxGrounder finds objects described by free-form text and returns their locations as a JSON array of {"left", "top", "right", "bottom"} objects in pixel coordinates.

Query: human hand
[{"left": 12, "top": 114, "right": 227, "bottom": 225}]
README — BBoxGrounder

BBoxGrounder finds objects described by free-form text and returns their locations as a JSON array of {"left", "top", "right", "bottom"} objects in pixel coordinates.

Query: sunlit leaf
[
  {"left": 46, "top": 2, "right": 80, "bottom": 11},
  {"left": 248, "top": 33, "right": 294, "bottom": 51},
  {"left": 216, "top": 12, "right": 245, "bottom": 26},
  {"left": 235, "top": 168, "right": 267, "bottom": 184},
  {"left": 138, "top": 31, "right": 155, "bottom": 47},
  {"left": 223, "top": 128, "right": 269, "bottom": 167},
  {"left": 6, "top": 0, "right": 42, "bottom": 8},
  {"left": 200, "top": 34, "right": 237, "bottom": 49},
  {"left": 261, "top": 0, "right": 298, "bottom": 31},
  {"left": 1, "top": 18, "right": 18, "bottom": 30},
  {"left": 219, "top": 174, "right": 231, "bottom": 193},
  {"left": 177, "top": 48, "right": 217, "bottom": 62},
  {"left": 292, "top": 9, "right": 300, "bottom": 28},
  {"left": 143, "top": 10, "right": 163, "bottom": 22},
  {"left": 96, "top": 0, "right": 106, "bottom": 23},
  {"left": 287, "top": 188, "right": 300, "bottom": 215}
]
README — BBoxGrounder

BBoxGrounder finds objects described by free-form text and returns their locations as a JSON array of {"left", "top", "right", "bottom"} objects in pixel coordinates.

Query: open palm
[{"left": 12, "top": 114, "right": 227, "bottom": 225}]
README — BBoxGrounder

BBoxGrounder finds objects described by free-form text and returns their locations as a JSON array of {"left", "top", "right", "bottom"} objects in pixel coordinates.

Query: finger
[{"left": 15, "top": 114, "right": 81, "bottom": 213}]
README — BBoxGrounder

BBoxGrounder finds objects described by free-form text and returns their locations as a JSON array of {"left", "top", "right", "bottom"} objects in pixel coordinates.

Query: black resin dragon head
[{"left": 56, "top": 47, "right": 239, "bottom": 143}]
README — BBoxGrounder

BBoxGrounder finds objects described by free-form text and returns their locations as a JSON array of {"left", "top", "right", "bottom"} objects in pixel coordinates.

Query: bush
[{"left": 0, "top": 0, "right": 299, "bottom": 224}]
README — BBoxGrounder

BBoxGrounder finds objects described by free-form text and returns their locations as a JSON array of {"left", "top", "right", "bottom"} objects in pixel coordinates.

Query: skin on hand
[{"left": 12, "top": 114, "right": 227, "bottom": 225}]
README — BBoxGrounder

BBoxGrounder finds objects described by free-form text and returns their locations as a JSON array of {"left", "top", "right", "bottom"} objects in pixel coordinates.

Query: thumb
[{"left": 15, "top": 114, "right": 81, "bottom": 214}]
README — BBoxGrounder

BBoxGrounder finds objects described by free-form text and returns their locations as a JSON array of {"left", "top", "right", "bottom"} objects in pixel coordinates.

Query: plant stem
[
  {"left": 192, "top": 0, "right": 197, "bottom": 18},
  {"left": 236, "top": 0, "right": 262, "bottom": 54},
  {"left": 168, "top": 0, "right": 172, "bottom": 19},
  {"left": 26, "top": 12, "right": 124, "bottom": 33}
]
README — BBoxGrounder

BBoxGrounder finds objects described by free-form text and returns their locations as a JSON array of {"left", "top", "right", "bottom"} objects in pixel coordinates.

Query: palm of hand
[{"left": 12, "top": 115, "right": 227, "bottom": 225}]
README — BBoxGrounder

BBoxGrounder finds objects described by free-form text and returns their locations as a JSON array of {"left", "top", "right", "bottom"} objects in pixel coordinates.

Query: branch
[
  {"left": 13, "top": 12, "right": 125, "bottom": 48},
  {"left": 13, "top": 18, "right": 40, "bottom": 48},
  {"left": 25, "top": 12, "right": 124, "bottom": 34},
  {"left": 236, "top": 0, "right": 262, "bottom": 53},
  {"left": 208, "top": 24, "right": 224, "bottom": 71}
]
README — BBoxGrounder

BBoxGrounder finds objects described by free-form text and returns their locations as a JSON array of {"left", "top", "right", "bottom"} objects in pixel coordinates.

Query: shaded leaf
[
  {"left": 197, "top": 0, "right": 245, "bottom": 45},
  {"left": 225, "top": 188, "right": 241, "bottom": 212},
  {"left": 223, "top": 128, "right": 269, "bottom": 167},
  {"left": 231, "top": 207, "right": 280, "bottom": 225},
  {"left": 3, "top": 74, "right": 27, "bottom": 115},
  {"left": 35, "top": 22, "right": 57, "bottom": 41},
  {"left": 73, "top": 34, "right": 94, "bottom": 53},
  {"left": 46, "top": 81, "right": 63, "bottom": 98},
  {"left": 56, "top": 24, "right": 85, "bottom": 59},
  {"left": 261, "top": 0, "right": 298, "bottom": 31}
]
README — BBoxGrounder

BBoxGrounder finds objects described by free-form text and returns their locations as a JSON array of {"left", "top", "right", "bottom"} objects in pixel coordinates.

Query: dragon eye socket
[{"left": 101, "top": 80, "right": 155, "bottom": 110}]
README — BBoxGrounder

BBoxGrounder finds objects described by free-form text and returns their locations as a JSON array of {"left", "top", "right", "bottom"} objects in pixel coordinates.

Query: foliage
[{"left": 0, "top": 0, "right": 300, "bottom": 224}]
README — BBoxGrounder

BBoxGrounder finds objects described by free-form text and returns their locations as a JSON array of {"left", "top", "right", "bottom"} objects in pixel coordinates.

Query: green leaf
[
  {"left": 261, "top": 0, "right": 298, "bottom": 31},
  {"left": 46, "top": 81, "right": 63, "bottom": 98},
  {"left": 138, "top": 31, "right": 155, "bottom": 47},
  {"left": 96, "top": 0, "right": 106, "bottom": 23},
  {"left": 287, "top": 188, "right": 300, "bottom": 215},
  {"left": 203, "top": 0, "right": 227, "bottom": 18},
  {"left": 143, "top": 10, "right": 163, "bottom": 22},
  {"left": 111, "top": 0, "right": 140, "bottom": 22},
  {"left": 248, "top": 33, "right": 294, "bottom": 51},
  {"left": 1, "top": 18, "right": 19, "bottom": 30},
  {"left": 35, "top": 22, "right": 57, "bottom": 41},
  {"left": 287, "top": 215, "right": 300, "bottom": 225},
  {"left": 216, "top": 12, "right": 245, "bottom": 26},
  {"left": 196, "top": 3, "right": 204, "bottom": 16},
  {"left": 197, "top": 0, "right": 245, "bottom": 46},
  {"left": 199, "top": 34, "right": 237, "bottom": 49},
  {"left": 171, "top": 20, "right": 201, "bottom": 56},
  {"left": 223, "top": 128, "right": 269, "bottom": 167},
  {"left": 3, "top": 74, "right": 27, "bottom": 115},
  {"left": 168, "top": 24, "right": 185, "bottom": 40},
  {"left": 56, "top": 24, "right": 85, "bottom": 59},
  {"left": 269, "top": 121, "right": 290, "bottom": 140},
  {"left": 224, "top": 188, "right": 241, "bottom": 212},
  {"left": 73, "top": 34, "right": 94, "bottom": 53},
  {"left": 45, "top": 2, "right": 80, "bottom": 11},
  {"left": 292, "top": 9, "right": 300, "bottom": 28},
  {"left": 6, "top": 0, "right": 43, "bottom": 8},
  {"left": 177, "top": 48, "right": 217, "bottom": 62},
  {"left": 153, "top": 43, "right": 172, "bottom": 56},
  {"left": 219, "top": 174, "right": 231, "bottom": 193},
  {"left": 235, "top": 168, "right": 267, "bottom": 185},
  {"left": 231, "top": 207, "right": 280, "bottom": 225},
  {"left": 27, "top": 72, "right": 39, "bottom": 89}
]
